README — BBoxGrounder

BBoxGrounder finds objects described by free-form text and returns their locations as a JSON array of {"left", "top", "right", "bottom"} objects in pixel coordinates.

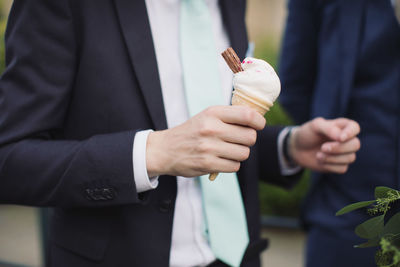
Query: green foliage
[
  {"left": 265, "top": 101, "right": 292, "bottom": 126},
  {"left": 356, "top": 237, "right": 382, "bottom": 249},
  {"left": 355, "top": 215, "right": 385, "bottom": 240},
  {"left": 336, "top": 200, "right": 376, "bottom": 216},
  {"left": 376, "top": 237, "right": 400, "bottom": 267},
  {"left": 382, "top": 214, "right": 400, "bottom": 238},
  {"left": 254, "top": 38, "right": 310, "bottom": 218},
  {"left": 369, "top": 188, "right": 400, "bottom": 216},
  {"left": 259, "top": 171, "right": 310, "bottom": 217},
  {"left": 254, "top": 38, "right": 279, "bottom": 70},
  {"left": 258, "top": 101, "right": 311, "bottom": 218},
  {"left": 376, "top": 187, "right": 399, "bottom": 199},
  {"left": 0, "top": 4, "right": 3, "bottom": 19},
  {"left": 0, "top": 18, "right": 6, "bottom": 73},
  {"left": 337, "top": 187, "right": 400, "bottom": 266}
]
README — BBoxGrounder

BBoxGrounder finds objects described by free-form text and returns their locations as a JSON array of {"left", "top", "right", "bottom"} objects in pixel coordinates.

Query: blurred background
[{"left": 0, "top": 1, "right": 308, "bottom": 266}]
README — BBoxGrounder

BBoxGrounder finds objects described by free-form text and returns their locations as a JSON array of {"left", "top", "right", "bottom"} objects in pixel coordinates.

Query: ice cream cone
[{"left": 209, "top": 48, "right": 280, "bottom": 181}]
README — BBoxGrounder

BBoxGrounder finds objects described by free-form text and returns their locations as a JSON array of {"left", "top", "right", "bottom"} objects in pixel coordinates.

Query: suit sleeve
[
  {"left": 0, "top": 0, "right": 141, "bottom": 207},
  {"left": 278, "top": 0, "right": 319, "bottom": 124},
  {"left": 240, "top": 126, "right": 302, "bottom": 189}
]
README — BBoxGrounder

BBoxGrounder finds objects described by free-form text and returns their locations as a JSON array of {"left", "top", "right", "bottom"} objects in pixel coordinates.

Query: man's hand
[
  {"left": 146, "top": 106, "right": 266, "bottom": 178},
  {"left": 290, "top": 117, "right": 361, "bottom": 174}
]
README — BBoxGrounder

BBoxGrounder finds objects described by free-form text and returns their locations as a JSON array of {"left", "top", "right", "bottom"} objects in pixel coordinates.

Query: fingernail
[{"left": 322, "top": 144, "right": 331, "bottom": 152}]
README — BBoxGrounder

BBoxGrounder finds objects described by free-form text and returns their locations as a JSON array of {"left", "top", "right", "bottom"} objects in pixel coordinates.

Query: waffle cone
[{"left": 231, "top": 89, "right": 272, "bottom": 115}]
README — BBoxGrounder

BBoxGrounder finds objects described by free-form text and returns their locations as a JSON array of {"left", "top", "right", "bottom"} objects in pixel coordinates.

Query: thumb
[{"left": 312, "top": 118, "right": 342, "bottom": 141}]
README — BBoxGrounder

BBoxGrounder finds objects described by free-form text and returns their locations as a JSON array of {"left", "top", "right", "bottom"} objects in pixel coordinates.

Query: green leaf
[
  {"left": 336, "top": 200, "right": 376, "bottom": 216},
  {"left": 382, "top": 213, "right": 400, "bottom": 237},
  {"left": 355, "top": 215, "right": 384, "bottom": 239},
  {"left": 354, "top": 238, "right": 381, "bottom": 248},
  {"left": 375, "top": 186, "right": 399, "bottom": 199}
]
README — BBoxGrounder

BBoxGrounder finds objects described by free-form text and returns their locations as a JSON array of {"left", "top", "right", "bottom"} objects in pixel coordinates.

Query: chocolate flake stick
[
  {"left": 209, "top": 48, "right": 243, "bottom": 181},
  {"left": 222, "top": 47, "right": 243, "bottom": 73}
]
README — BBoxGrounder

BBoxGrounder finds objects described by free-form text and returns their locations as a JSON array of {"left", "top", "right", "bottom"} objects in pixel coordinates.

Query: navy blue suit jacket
[
  {"left": 280, "top": 0, "right": 400, "bottom": 266},
  {"left": 0, "top": 1, "right": 299, "bottom": 266},
  {"left": 280, "top": 0, "right": 367, "bottom": 122}
]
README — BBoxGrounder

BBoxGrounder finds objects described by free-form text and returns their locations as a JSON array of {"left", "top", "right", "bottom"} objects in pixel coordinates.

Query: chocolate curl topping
[{"left": 221, "top": 47, "right": 243, "bottom": 74}]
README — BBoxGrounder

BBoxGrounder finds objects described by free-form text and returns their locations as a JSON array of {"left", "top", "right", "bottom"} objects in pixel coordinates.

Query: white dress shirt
[{"left": 132, "top": 1, "right": 299, "bottom": 266}]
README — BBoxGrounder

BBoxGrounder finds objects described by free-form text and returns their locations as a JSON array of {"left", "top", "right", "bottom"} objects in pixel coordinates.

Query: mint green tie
[{"left": 180, "top": 1, "right": 249, "bottom": 266}]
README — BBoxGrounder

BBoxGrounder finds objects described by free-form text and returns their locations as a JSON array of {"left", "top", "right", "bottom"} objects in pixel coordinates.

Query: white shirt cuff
[
  {"left": 133, "top": 130, "right": 159, "bottom": 193},
  {"left": 277, "top": 127, "right": 302, "bottom": 176}
]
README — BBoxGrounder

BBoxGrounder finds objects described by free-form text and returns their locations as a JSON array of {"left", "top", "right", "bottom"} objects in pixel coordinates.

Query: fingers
[
  {"left": 208, "top": 106, "right": 266, "bottom": 131},
  {"left": 321, "top": 138, "right": 361, "bottom": 154},
  {"left": 194, "top": 143, "right": 249, "bottom": 175},
  {"left": 338, "top": 119, "right": 361, "bottom": 142},
  {"left": 311, "top": 117, "right": 361, "bottom": 142},
  {"left": 311, "top": 117, "right": 342, "bottom": 141},
  {"left": 218, "top": 124, "right": 258, "bottom": 146},
  {"left": 194, "top": 141, "right": 243, "bottom": 174},
  {"left": 316, "top": 152, "right": 356, "bottom": 165},
  {"left": 316, "top": 151, "right": 354, "bottom": 174},
  {"left": 203, "top": 158, "right": 241, "bottom": 174},
  {"left": 317, "top": 163, "right": 350, "bottom": 174},
  {"left": 197, "top": 140, "right": 251, "bottom": 163},
  {"left": 197, "top": 116, "right": 258, "bottom": 146},
  {"left": 315, "top": 137, "right": 360, "bottom": 174},
  {"left": 198, "top": 106, "right": 263, "bottom": 146},
  {"left": 217, "top": 142, "right": 250, "bottom": 162}
]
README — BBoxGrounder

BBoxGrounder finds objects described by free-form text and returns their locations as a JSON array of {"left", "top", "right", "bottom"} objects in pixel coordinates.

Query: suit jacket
[
  {"left": 0, "top": 1, "right": 298, "bottom": 266},
  {"left": 279, "top": 0, "right": 368, "bottom": 122},
  {"left": 279, "top": 2, "right": 400, "bottom": 266},
  {"left": 279, "top": 0, "right": 400, "bottom": 241}
]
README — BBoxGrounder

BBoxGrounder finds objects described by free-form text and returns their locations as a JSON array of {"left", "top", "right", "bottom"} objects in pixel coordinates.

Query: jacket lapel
[
  {"left": 113, "top": 0, "right": 167, "bottom": 130},
  {"left": 219, "top": 0, "right": 248, "bottom": 60},
  {"left": 338, "top": 0, "right": 365, "bottom": 115}
]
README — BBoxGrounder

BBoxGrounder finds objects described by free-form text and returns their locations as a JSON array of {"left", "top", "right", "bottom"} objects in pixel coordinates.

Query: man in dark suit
[
  {"left": 0, "top": 1, "right": 361, "bottom": 266},
  {"left": 279, "top": 0, "right": 400, "bottom": 266}
]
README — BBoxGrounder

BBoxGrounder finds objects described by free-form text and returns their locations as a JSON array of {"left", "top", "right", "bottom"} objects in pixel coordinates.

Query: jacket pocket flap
[{"left": 50, "top": 215, "right": 109, "bottom": 261}]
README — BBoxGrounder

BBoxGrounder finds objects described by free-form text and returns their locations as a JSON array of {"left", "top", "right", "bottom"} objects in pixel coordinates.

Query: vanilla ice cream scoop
[{"left": 233, "top": 57, "right": 281, "bottom": 106}]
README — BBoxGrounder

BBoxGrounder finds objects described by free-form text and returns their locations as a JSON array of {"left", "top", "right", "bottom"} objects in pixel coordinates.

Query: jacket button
[
  {"left": 159, "top": 199, "right": 173, "bottom": 213},
  {"left": 85, "top": 188, "right": 115, "bottom": 201},
  {"left": 85, "top": 189, "right": 95, "bottom": 200},
  {"left": 93, "top": 188, "right": 103, "bottom": 200},
  {"left": 103, "top": 188, "right": 115, "bottom": 200}
]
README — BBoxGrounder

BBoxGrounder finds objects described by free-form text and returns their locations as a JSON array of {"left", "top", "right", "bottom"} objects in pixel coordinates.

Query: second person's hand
[{"left": 289, "top": 117, "right": 361, "bottom": 174}]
